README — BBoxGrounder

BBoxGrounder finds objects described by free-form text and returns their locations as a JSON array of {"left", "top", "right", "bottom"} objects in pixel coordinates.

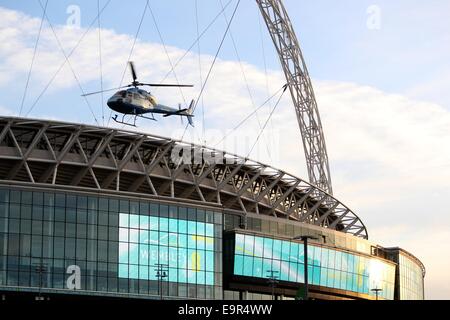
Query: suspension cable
[
  {"left": 214, "top": 84, "right": 287, "bottom": 147},
  {"left": 147, "top": 2, "right": 187, "bottom": 106},
  {"left": 181, "top": 0, "right": 241, "bottom": 141},
  {"left": 195, "top": 0, "right": 206, "bottom": 144},
  {"left": 158, "top": 0, "right": 233, "bottom": 85},
  {"left": 31, "top": 0, "right": 99, "bottom": 125},
  {"left": 218, "top": 0, "right": 273, "bottom": 162},
  {"left": 107, "top": 0, "right": 149, "bottom": 127},
  {"left": 19, "top": 0, "right": 48, "bottom": 117},
  {"left": 25, "top": 0, "right": 112, "bottom": 117},
  {"left": 247, "top": 84, "right": 287, "bottom": 159},
  {"left": 98, "top": 0, "right": 105, "bottom": 126}
]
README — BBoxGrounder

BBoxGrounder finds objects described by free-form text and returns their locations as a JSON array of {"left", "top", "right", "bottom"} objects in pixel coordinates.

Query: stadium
[{"left": 0, "top": 116, "right": 425, "bottom": 300}]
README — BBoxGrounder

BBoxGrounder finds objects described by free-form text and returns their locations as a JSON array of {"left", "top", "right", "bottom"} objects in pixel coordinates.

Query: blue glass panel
[
  {"left": 312, "top": 266, "right": 321, "bottom": 285},
  {"left": 254, "top": 257, "right": 263, "bottom": 278},
  {"left": 279, "top": 261, "right": 289, "bottom": 281},
  {"left": 187, "top": 269, "right": 196, "bottom": 283},
  {"left": 187, "top": 221, "right": 196, "bottom": 235},
  {"left": 139, "top": 244, "right": 149, "bottom": 266},
  {"left": 178, "top": 220, "right": 187, "bottom": 234},
  {"left": 263, "top": 238, "right": 273, "bottom": 259},
  {"left": 289, "top": 243, "right": 299, "bottom": 262},
  {"left": 234, "top": 255, "right": 244, "bottom": 275},
  {"left": 129, "top": 229, "right": 139, "bottom": 243},
  {"left": 178, "top": 269, "right": 187, "bottom": 283},
  {"left": 206, "top": 272, "right": 214, "bottom": 285},
  {"left": 149, "top": 244, "right": 159, "bottom": 266},
  {"left": 119, "top": 228, "right": 128, "bottom": 242},
  {"left": 119, "top": 213, "right": 128, "bottom": 227},
  {"left": 159, "top": 246, "right": 168, "bottom": 265},
  {"left": 197, "top": 271, "right": 205, "bottom": 285},
  {"left": 139, "top": 230, "right": 149, "bottom": 244},
  {"left": 328, "top": 250, "right": 335, "bottom": 269},
  {"left": 139, "top": 266, "right": 149, "bottom": 280},
  {"left": 235, "top": 234, "right": 245, "bottom": 255},
  {"left": 297, "top": 263, "right": 305, "bottom": 283},
  {"left": 129, "top": 215, "right": 139, "bottom": 229},
  {"left": 178, "top": 233, "right": 187, "bottom": 248},
  {"left": 205, "top": 224, "right": 214, "bottom": 237},
  {"left": 118, "top": 264, "right": 128, "bottom": 278},
  {"left": 149, "top": 216, "right": 158, "bottom": 230},
  {"left": 313, "top": 246, "right": 321, "bottom": 266},
  {"left": 307, "top": 245, "right": 314, "bottom": 265},
  {"left": 178, "top": 248, "right": 187, "bottom": 269},
  {"left": 187, "top": 234, "right": 197, "bottom": 249},
  {"left": 281, "top": 241, "right": 290, "bottom": 261},
  {"left": 307, "top": 265, "right": 313, "bottom": 283},
  {"left": 159, "top": 218, "right": 169, "bottom": 231},
  {"left": 320, "top": 267, "right": 327, "bottom": 287},
  {"left": 262, "top": 258, "right": 272, "bottom": 277},
  {"left": 140, "top": 215, "right": 149, "bottom": 229},
  {"left": 289, "top": 262, "right": 298, "bottom": 282},
  {"left": 321, "top": 248, "right": 329, "bottom": 267},
  {"left": 168, "top": 232, "right": 178, "bottom": 247},
  {"left": 129, "top": 265, "right": 139, "bottom": 279},
  {"left": 273, "top": 240, "right": 282, "bottom": 260},
  {"left": 159, "top": 231, "right": 169, "bottom": 246},
  {"left": 244, "top": 235, "right": 254, "bottom": 255},
  {"left": 196, "top": 222, "right": 205, "bottom": 236},
  {"left": 149, "top": 230, "right": 159, "bottom": 245},
  {"left": 119, "top": 242, "right": 128, "bottom": 263},
  {"left": 335, "top": 251, "right": 342, "bottom": 270},
  {"left": 129, "top": 243, "right": 139, "bottom": 264},
  {"left": 197, "top": 236, "right": 205, "bottom": 250},
  {"left": 168, "top": 247, "right": 178, "bottom": 268},
  {"left": 205, "top": 251, "right": 214, "bottom": 272},
  {"left": 205, "top": 237, "right": 214, "bottom": 251},
  {"left": 254, "top": 237, "right": 264, "bottom": 257},
  {"left": 168, "top": 219, "right": 178, "bottom": 232},
  {"left": 298, "top": 244, "right": 304, "bottom": 264},
  {"left": 169, "top": 268, "right": 177, "bottom": 282},
  {"left": 243, "top": 256, "right": 254, "bottom": 277}
]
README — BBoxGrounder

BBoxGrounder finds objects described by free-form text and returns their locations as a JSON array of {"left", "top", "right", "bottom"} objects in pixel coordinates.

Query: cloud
[{"left": 1, "top": 6, "right": 450, "bottom": 299}]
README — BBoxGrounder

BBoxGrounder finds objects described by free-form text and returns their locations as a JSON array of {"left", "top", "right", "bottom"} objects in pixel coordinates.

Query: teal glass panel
[
  {"left": 187, "top": 221, "right": 196, "bottom": 235},
  {"left": 206, "top": 272, "right": 214, "bottom": 285},
  {"left": 129, "top": 229, "right": 139, "bottom": 243},
  {"left": 168, "top": 232, "right": 178, "bottom": 247},
  {"left": 289, "top": 262, "right": 298, "bottom": 282},
  {"left": 119, "top": 213, "right": 128, "bottom": 227},
  {"left": 244, "top": 235, "right": 254, "bottom": 256},
  {"left": 118, "top": 264, "right": 128, "bottom": 278},
  {"left": 129, "top": 215, "right": 139, "bottom": 229},
  {"left": 254, "top": 257, "right": 263, "bottom": 278},
  {"left": 289, "top": 243, "right": 299, "bottom": 262},
  {"left": 139, "top": 244, "right": 149, "bottom": 266},
  {"left": 159, "top": 218, "right": 169, "bottom": 231},
  {"left": 281, "top": 241, "right": 290, "bottom": 261},
  {"left": 263, "top": 238, "right": 273, "bottom": 259},
  {"left": 196, "top": 222, "right": 205, "bottom": 236},
  {"left": 139, "top": 230, "right": 149, "bottom": 244},
  {"left": 205, "top": 251, "right": 214, "bottom": 272},
  {"left": 178, "top": 233, "right": 187, "bottom": 248},
  {"left": 159, "top": 231, "right": 169, "bottom": 246},
  {"left": 243, "top": 256, "right": 254, "bottom": 277},
  {"left": 129, "top": 243, "right": 139, "bottom": 264},
  {"left": 149, "top": 216, "right": 158, "bottom": 230},
  {"left": 254, "top": 237, "right": 264, "bottom": 257},
  {"left": 168, "top": 219, "right": 178, "bottom": 233},
  {"left": 168, "top": 247, "right": 178, "bottom": 268},
  {"left": 312, "top": 266, "right": 321, "bottom": 285},
  {"left": 234, "top": 255, "right": 244, "bottom": 275},
  {"left": 129, "top": 265, "right": 139, "bottom": 279},
  {"left": 272, "top": 239, "right": 282, "bottom": 260},
  {"left": 205, "top": 224, "right": 214, "bottom": 237},
  {"left": 139, "top": 215, "right": 149, "bottom": 229},
  {"left": 178, "top": 220, "right": 187, "bottom": 234},
  {"left": 139, "top": 266, "right": 149, "bottom": 280},
  {"left": 205, "top": 237, "right": 214, "bottom": 251},
  {"left": 235, "top": 234, "right": 245, "bottom": 255}
]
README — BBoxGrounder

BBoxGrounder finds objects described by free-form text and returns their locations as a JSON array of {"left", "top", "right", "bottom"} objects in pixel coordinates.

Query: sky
[{"left": 0, "top": 0, "right": 449, "bottom": 299}]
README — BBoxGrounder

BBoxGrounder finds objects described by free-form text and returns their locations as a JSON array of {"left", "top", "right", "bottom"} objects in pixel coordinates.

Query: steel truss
[
  {"left": 256, "top": 0, "right": 333, "bottom": 195},
  {"left": 0, "top": 117, "right": 367, "bottom": 238}
]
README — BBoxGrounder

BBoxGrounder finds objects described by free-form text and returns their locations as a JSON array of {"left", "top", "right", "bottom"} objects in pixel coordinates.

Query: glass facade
[
  {"left": 398, "top": 253, "right": 424, "bottom": 300},
  {"left": 233, "top": 233, "right": 396, "bottom": 300},
  {"left": 0, "top": 188, "right": 223, "bottom": 299}
]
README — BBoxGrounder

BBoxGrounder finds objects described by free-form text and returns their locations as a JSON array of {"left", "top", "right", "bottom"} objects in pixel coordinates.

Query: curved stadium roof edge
[{"left": 0, "top": 116, "right": 368, "bottom": 239}]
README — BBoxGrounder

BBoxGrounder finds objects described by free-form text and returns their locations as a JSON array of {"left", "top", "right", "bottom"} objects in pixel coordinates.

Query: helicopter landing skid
[{"left": 112, "top": 114, "right": 157, "bottom": 127}]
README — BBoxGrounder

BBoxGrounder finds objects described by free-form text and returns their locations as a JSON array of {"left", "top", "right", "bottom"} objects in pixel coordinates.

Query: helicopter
[{"left": 82, "top": 61, "right": 195, "bottom": 127}]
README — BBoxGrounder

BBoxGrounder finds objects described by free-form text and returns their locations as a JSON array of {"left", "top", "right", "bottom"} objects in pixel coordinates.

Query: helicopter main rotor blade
[
  {"left": 129, "top": 61, "right": 138, "bottom": 82},
  {"left": 81, "top": 85, "right": 130, "bottom": 97},
  {"left": 140, "top": 83, "right": 194, "bottom": 88}
]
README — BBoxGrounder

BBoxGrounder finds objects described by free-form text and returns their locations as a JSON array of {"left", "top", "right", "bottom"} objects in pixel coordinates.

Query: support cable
[
  {"left": 247, "top": 84, "right": 287, "bottom": 158},
  {"left": 214, "top": 84, "right": 286, "bottom": 147},
  {"left": 147, "top": 2, "right": 187, "bottom": 106},
  {"left": 195, "top": 0, "right": 206, "bottom": 144},
  {"left": 108, "top": 0, "right": 149, "bottom": 127},
  {"left": 33, "top": 0, "right": 99, "bottom": 125},
  {"left": 19, "top": 0, "right": 48, "bottom": 117},
  {"left": 25, "top": 0, "right": 112, "bottom": 117},
  {"left": 158, "top": 0, "right": 233, "bottom": 85},
  {"left": 181, "top": 0, "right": 241, "bottom": 141},
  {"left": 218, "top": 0, "right": 273, "bottom": 162},
  {"left": 98, "top": 0, "right": 105, "bottom": 126}
]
